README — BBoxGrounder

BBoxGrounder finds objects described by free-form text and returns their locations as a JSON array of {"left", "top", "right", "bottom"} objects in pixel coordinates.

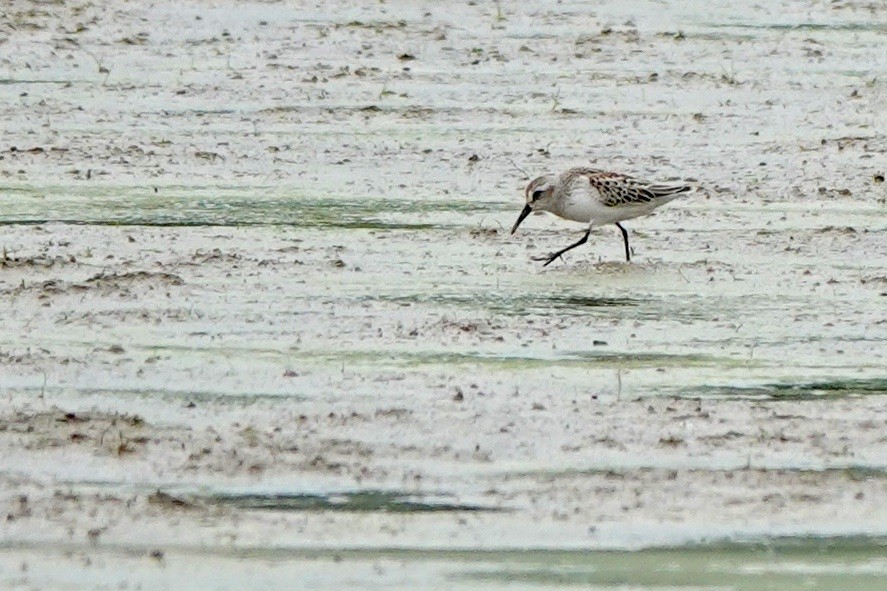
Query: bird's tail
[{"left": 647, "top": 183, "right": 694, "bottom": 199}]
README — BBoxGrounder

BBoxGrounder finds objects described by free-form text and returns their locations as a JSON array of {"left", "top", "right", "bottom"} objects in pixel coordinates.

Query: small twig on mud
[
  {"left": 494, "top": 1, "right": 506, "bottom": 23},
  {"left": 550, "top": 86, "right": 562, "bottom": 111},
  {"left": 79, "top": 46, "right": 111, "bottom": 84},
  {"left": 508, "top": 158, "right": 531, "bottom": 181},
  {"left": 720, "top": 62, "right": 738, "bottom": 85}
]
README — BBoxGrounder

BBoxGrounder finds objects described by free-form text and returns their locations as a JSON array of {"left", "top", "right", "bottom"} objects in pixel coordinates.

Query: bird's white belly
[{"left": 556, "top": 195, "right": 659, "bottom": 225}]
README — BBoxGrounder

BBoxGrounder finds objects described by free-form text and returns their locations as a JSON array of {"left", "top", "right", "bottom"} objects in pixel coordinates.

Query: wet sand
[{"left": 1, "top": 0, "right": 885, "bottom": 588}]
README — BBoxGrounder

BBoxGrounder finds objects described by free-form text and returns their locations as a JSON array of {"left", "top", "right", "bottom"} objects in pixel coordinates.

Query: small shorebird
[{"left": 511, "top": 167, "right": 693, "bottom": 265}]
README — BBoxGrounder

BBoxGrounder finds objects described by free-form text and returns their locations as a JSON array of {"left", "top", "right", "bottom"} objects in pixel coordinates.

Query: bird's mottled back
[{"left": 563, "top": 167, "right": 692, "bottom": 207}]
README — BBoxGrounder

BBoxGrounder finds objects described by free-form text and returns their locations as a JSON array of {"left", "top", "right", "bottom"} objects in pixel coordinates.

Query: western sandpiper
[{"left": 511, "top": 167, "right": 693, "bottom": 265}]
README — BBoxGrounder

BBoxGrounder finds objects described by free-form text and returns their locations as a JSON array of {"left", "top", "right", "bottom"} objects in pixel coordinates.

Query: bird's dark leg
[
  {"left": 533, "top": 230, "right": 591, "bottom": 267},
  {"left": 615, "top": 222, "right": 630, "bottom": 262}
]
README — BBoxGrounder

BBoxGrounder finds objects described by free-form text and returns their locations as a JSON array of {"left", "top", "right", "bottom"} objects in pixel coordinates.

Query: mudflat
[{"left": 1, "top": 0, "right": 884, "bottom": 588}]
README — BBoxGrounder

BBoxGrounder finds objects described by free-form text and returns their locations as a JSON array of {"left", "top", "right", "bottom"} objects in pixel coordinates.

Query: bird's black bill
[{"left": 511, "top": 204, "right": 532, "bottom": 234}]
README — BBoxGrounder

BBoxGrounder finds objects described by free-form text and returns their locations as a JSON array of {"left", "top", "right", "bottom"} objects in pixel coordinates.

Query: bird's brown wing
[{"left": 580, "top": 170, "right": 691, "bottom": 207}]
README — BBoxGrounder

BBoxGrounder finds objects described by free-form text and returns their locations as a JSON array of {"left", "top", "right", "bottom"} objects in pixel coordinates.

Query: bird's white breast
[{"left": 553, "top": 181, "right": 608, "bottom": 223}]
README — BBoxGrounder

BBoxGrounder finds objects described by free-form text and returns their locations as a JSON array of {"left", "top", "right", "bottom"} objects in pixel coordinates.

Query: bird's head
[{"left": 511, "top": 175, "right": 556, "bottom": 234}]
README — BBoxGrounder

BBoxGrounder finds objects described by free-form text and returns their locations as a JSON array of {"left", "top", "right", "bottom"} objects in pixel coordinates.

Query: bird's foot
[{"left": 531, "top": 252, "right": 562, "bottom": 267}]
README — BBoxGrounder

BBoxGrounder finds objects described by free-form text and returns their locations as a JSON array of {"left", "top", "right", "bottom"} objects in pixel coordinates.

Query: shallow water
[{"left": 2, "top": 539, "right": 886, "bottom": 591}]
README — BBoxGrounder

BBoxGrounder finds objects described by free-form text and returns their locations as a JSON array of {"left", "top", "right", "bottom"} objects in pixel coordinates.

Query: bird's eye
[{"left": 531, "top": 189, "right": 544, "bottom": 201}]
